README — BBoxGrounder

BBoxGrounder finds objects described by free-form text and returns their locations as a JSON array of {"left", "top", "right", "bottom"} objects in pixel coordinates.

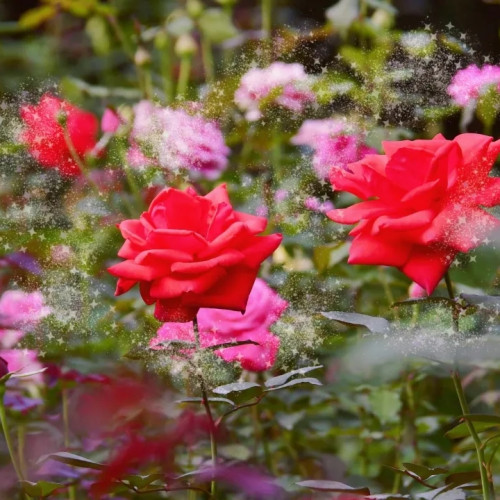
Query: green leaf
[
  {"left": 460, "top": 294, "right": 500, "bottom": 313},
  {"left": 175, "top": 397, "right": 235, "bottom": 406},
  {"left": 266, "top": 377, "right": 322, "bottom": 391},
  {"left": 461, "top": 414, "right": 500, "bottom": 424},
  {"left": 297, "top": 480, "right": 370, "bottom": 495},
  {"left": 125, "top": 474, "right": 164, "bottom": 490},
  {"left": 476, "top": 85, "right": 500, "bottom": 132},
  {"left": 198, "top": 8, "right": 237, "bottom": 43},
  {"left": 444, "top": 471, "right": 480, "bottom": 487},
  {"left": 322, "top": 311, "right": 391, "bottom": 333},
  {"left": 212, "top": 381, "right": 262, "bottom": 403},
  {"left": 39, "top": 452, "right": 106, "bottom": 470},
  {"left": 20, "top": 480, "right": 62, "bottom": 498},
  {"left": 18, "top": 6, "right": 57, "bottom": 29},
  {"left": 369, "top": 389, "right": 402, "bottom": 425},
  {"left": 265, "top": 365, "right": 323, "bottom": 388},
  {"left": 445, "top": 420, "right": 499, "bottom": 439},
  {"left": 402, "top": 463, "right": 448, "bottom": 480}
]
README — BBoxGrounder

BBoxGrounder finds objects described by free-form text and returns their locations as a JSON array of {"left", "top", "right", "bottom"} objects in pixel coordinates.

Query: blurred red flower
[
  {"left": 108, "top": 184, "right": 282, "bottom": 322},
  {"left": 20, "top": 93, "right": 98, "bottom": 177},
  {"left": 327, "top": 133, "right": 500, "bottom": 294}
]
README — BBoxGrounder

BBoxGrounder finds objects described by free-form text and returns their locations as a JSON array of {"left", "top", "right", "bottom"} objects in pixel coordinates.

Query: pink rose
[{"left": 151, "top": 279, "right": 287, "bottom": 371}]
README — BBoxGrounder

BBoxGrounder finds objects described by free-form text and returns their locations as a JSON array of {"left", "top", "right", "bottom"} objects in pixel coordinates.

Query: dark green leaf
[
  {"left": 39, "top": 452, "right": 105, "bottom": 470},
  {"left": 444, "top": 471, "right": 480, "bottom": 487},
  {"left": 321, "top": 311, "right": 391, "bottom": 333},
  {"left": 20, "top": 481, "right": 62, "bottom": 497},
  {"left": 266, "top": 377, "right": 322, "bottom": 391},
  {"left": 297, "top": 480, "right": 370, "bottom": 495},
  {"left": 402, "top": 463, "right": 448, "bottom": 480},
  {"left": 175, "top": 397, "right": 235, "bottom": 406},
  {"left": 265, "top": 365, "right": 323, "bottom": 388}
]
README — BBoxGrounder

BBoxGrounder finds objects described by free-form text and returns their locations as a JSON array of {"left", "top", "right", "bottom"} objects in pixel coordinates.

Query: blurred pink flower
[
  {"left": 292, "top": 119, "right": 376, "bottom": 179},
  {"left": 151, "top": 279, "right": 287, "bottom": 371},
  {"left": 0, "top": 291, "right": 50, "bottom": 347},
  {"left": 274, "top": 189, "right": 289, "bottom": 202},
  {"left": 235, "top": 62, "right": 315, "bottom": 121},
  {"left": 101, "top": 108, "right": 121, "bottom": 134},
  {"left": 448, "top": 64, "right": 500, "bottom": 107},
  {"left": 304, "top": 196, "right": 334, "bottom": 213},
  {"left": 0, "top": 349, "right": 43, "bottom": 382},
  {"left": 291, "top": 118, "right": 346, "bottom": 148},
  {"left": 130, "top": 101, "right": 230, "bottom": 179}
]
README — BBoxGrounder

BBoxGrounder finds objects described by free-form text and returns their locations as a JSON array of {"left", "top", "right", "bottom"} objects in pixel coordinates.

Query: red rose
[
  {"left": 108, "top": 184, "right": 282, "bottom": 322},
  {"left": 20, "top": 93, "right": 98, "bottom": 177},
  {"left": 327, "top": 133, "right": 500, "bottom": 294}
]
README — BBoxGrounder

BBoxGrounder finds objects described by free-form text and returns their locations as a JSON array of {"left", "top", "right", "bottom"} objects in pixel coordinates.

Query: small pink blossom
[
  {"left": 101, "top": 108, "right": 122, "bottom": 134},
  {"left": 234, "top": 62, "right": 315, "bottom": 121},
  {"left": 304, "top": 196, "right": 334, "bottom": 213},
  {"left": 448, "top": 64, "right": 500, "bottom": 107},
  {"left": 274, "top": 189, "right": 289, "bottom": 202},
  {"left": 130, "top": 101, "right": 230, "bottom": 179},
  {"left": 0, "top": 349, "right": 43, "bottom": 382},
  {"left": 151, "top": 279, "right": 287, "bottom": 371}
]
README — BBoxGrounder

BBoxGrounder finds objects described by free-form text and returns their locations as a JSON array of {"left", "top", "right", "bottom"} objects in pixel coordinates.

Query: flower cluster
[
  {"left": 234, "top": 62, "right": 315, "bottom": 121},
  {"left": 151, "top": 279, "right": 287, "bottom": 371},
  {"left": 292, "top": 118, "right": 376, "bottom": 179},
  {"left": 129, "top": 101, "right": 230, "bottom": 179},
  {"left": 327, "top": 133, "right": 500, "bottom": 294},
  {"left": 448, "top": 64, "right": 500, "bottom": 107}
]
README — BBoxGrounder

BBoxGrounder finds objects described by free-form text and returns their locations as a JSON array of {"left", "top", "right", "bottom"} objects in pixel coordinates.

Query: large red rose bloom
[
  {"left": 20, "top": 93, "right": 98, "bottom": 177},
  {"left": 327, "top": 133, "right": 500, "bottom": 294},
  {"left": 108, "top": 184, "right": 282, "bottom": 322}
]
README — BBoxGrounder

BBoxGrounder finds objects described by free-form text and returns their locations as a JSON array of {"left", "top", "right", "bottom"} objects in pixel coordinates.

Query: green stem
[
  {"left": 62, "top": 388, "right": 76, "bottom": 500},
  {"left": 0, "top": 389, "right": 23, "bottom": 481},
  {"left": 261, "top": 0, "right": 272, "bottom": 62},
  {"left": 200, "top": 34, "right": 214, "bottom": 83},
  {"left": 444, "top": 272, "right": 494, "bottom": 500},
  {"left": 176, "top": 56, "right": 192, "bottom": 100},
  {"left": 444, "top": 271, "right": 459, "bottom": 332},
  {"left": 17, "top": 425, "right": 27, "bottom": 480},
  {"left": 451, "top": 371, "right": 493, "bottom": 500},
  {"left": 193, "top": 318, "right": 217, "bottom": 497}
]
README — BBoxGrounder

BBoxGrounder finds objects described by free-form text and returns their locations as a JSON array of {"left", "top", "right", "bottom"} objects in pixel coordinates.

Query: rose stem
[
  {"left": 193, "top": 317, "right": 217, "bottom": 497},
  {"left": 444, "top": 271, "right": 494, "bottom": 500}
]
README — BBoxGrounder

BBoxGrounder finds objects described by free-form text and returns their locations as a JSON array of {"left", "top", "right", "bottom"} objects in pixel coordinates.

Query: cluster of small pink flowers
[
  {"left": 304, "top": 196, "right": 334, "bottom": 214},
  {"left": 448, "top": 64, "right": 500, "bottom": 107},
  {"left": 151, "top": 279, "right": 287, "bottom": 371},
  {"left": 0, "top": 290, "right": 50, "bottom": 381},
  {"left": 129, "top": 101, "right": 230, "bottom": 179},
  {"left": 292, "top": 119, "right": 376, "bottom": 179},
  {"left": 234, "top": 62, "right": 315, "bottom": 121}
]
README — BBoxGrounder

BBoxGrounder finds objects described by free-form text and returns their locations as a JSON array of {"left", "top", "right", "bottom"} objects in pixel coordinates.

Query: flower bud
[
  {"left": 215, "top": 0, "right": 237, "bottom": 6},
  {"left": 56, "top": 110, "right": 68, "bottom": 127},
  {"left": 134, "top": 47, "right": 151, "bottom": 66},
  {"left": 0, "top": 357, "right": 8, "bottom": 379},
  {"left": 175, "top": 34, "right": 197, "bottom": 58},
  {"left": 186, "top": 0, "right": 203, "bottom": 18},
  {"left": 409, "top": 282, "right": 427, "bottom": 299}
]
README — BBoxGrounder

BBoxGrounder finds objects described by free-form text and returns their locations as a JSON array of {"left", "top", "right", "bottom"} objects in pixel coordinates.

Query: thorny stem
[
  {"left": 444, "top": 271, "right": 494, "bottom": 500},
  {"left": 193, "top": 317, "right": 217, "bottom": 497}
]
